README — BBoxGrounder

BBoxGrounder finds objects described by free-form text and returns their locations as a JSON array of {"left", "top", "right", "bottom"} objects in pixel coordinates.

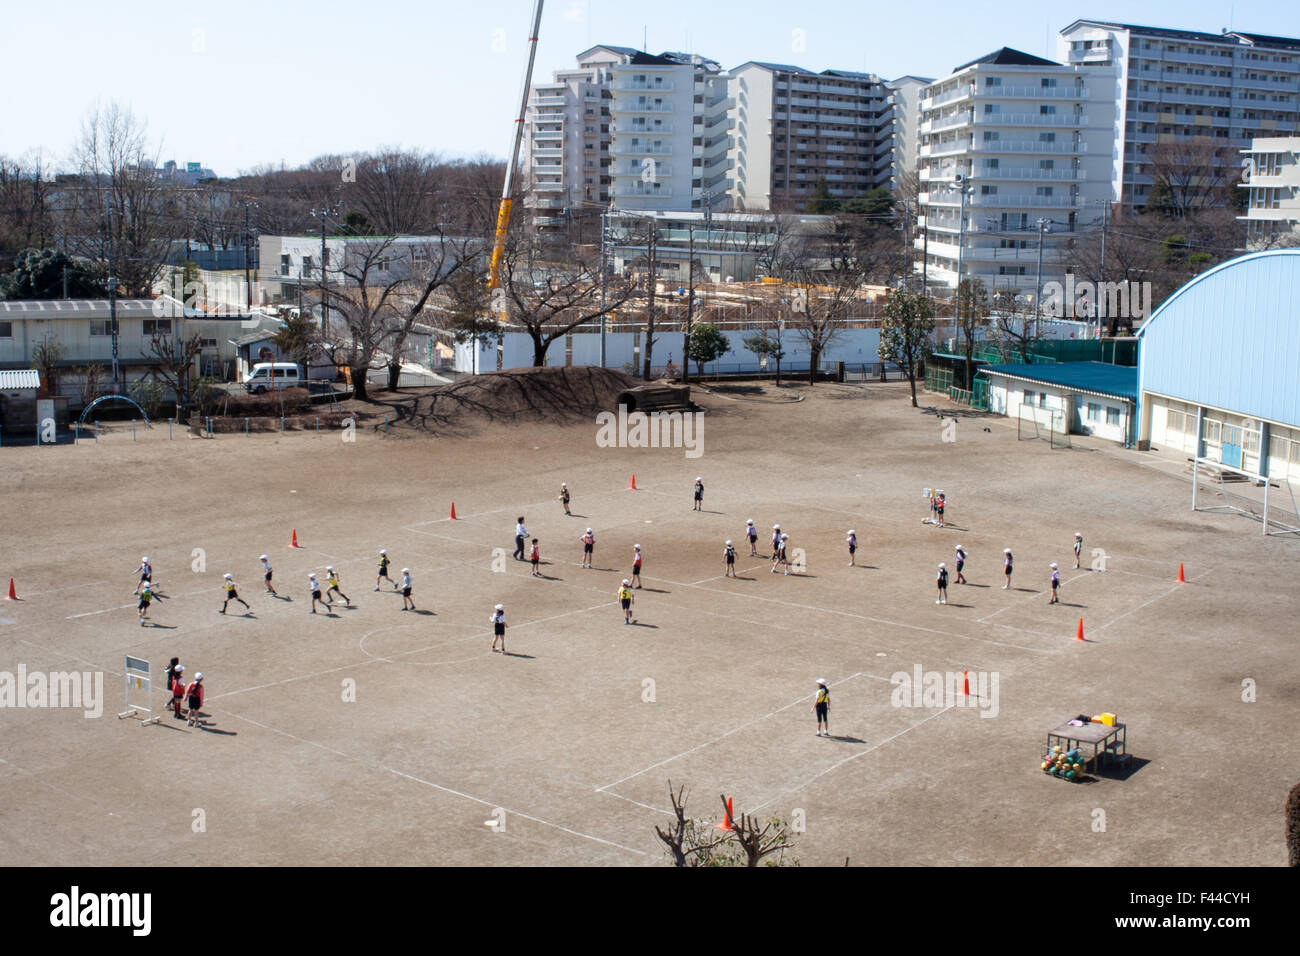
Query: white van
[{"left": 244, "top": 362, "right": 304, "bottom": 393}]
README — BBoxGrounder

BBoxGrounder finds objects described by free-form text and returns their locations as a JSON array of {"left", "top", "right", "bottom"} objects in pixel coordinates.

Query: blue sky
[{"left": 3, "top": 0, "right": 1298, "bottom": 175}]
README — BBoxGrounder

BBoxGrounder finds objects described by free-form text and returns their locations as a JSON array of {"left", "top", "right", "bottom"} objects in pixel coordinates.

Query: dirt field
[{"left": 2, "top": 374, "right": 1297, "bottom": 866}]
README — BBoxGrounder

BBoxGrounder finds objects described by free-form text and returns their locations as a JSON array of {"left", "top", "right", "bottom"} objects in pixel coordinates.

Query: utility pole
[
  {"left": 642, "top": 216, "right": 657, "bottom": 380},
  {"left": 949, "top": 174, "right": 973, "bottom": 339},
  {"left": 1034, "top": 217, "right": 1052, "bottom": 339},
  {"left": 599, "top": 207, "right": 609, "bottom": 368},
  {"left": 310, "top": 204, "right": 341, "bottom": 336},
  {"left": 683, "top": 219, "right": 694, "bottom": 384},
  {"left": 1096, "top": 198, "right": 1109, "bottom": 339},
  {"left": 104, "top": 194, "right": 120, "bottom": 391},
  {"left": 242, "top": 200, "right": 258, "bottom": 309}
]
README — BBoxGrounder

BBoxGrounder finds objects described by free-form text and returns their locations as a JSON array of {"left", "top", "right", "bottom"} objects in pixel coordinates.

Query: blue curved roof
[{"left": 1138, "top": 249, "right": 1300, "bottom": 428}]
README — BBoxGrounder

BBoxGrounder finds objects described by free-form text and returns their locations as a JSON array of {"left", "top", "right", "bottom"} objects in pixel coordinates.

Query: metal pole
[
  {"left": 683, "top": 221, "right": 694, "bottom": 384},
  {"left": 1034, "top": 218, "right": 1050, "bottom": 340},
  {"left": 244, "top": 203, "right": 253, "bottom": 309},
  {"left": 599, "top": 210, "right": 608, "bottom": 368}
]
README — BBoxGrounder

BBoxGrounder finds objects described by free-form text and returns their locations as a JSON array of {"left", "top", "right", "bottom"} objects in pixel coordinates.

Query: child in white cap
[
  {"left": 580, "top": 528, "right": 595, "bottom": 569},
  {"left": 220, "top": 574, "right": 250, "bottom": 614},
  {"left": 184, "top": 672, "right": 205, "bottom": 727},
  {"left": 309, "top": 573, "right": 325, "bottom": 614},
  {"left": 847, "top": 530, "right": 857, "bottom": 567},
  {"left": 400, "top": 569, "right": 415, "bottom": 611},
  {"left": 1003, "top": 548, "right": 1014, "bottom": 589},
  {"left": 631, "top": 544, "right": 643, "bottom": 589},
  {"left": 936, "top": 563, "right": 948, "bottom": 604},
  {"left": 261, "top": 554, "right": 277, "bottom": 595},
  {"left": 693, "top": 477, "right": 704, "bottom": 511},
  {"left": 746, "top": 519, "right": 758, "bottom": 556},
  {"left": 811, "top": 679, "right": 830, "bottom": 736},
  {"left": 376, "top": 549, "right": 394, "bottom": 591},
  {"left": 1072, "top": 533, "right": 1083, "bottom": 570},
  {"left": 137, "top": 581, "right": 157, "bottom": 626},
  {"left": 780, "top": 533, "right": 792, "bottom": 575},
  {"left": 325, "top": 566, "right": 350, "bottom": 606},
  {"left": 723, "top": 540, "right": 737, "bottom": 577},
  {"left": 770, "top": 525, "right": 782, "bottom": 572},
  {"left": 618, "top": 580, "right": 634, "bottom": 624},
  {"left": 491, "top": 604, "right": 507, "bottom": 652},
  {"left": 559, "top": 482, "right": 571, "bottom": 516},
  {"left": 133, "top": 557, "right": 152, "bottom": 596},
  {"left": 954, "top": 544, "right": 968, "bottom": 585},
  {"left": 1049, "top": 563, "right": 1060, "bottom": 604}
]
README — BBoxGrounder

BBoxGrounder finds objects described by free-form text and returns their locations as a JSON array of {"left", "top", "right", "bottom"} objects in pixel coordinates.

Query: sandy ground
[{"left": 1, "top": 378, "right": 1296, "bottom": 866}]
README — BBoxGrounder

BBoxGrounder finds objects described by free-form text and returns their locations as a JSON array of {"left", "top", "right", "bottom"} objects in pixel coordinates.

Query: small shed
[{"left": 0, "top": 369, "right": 41, "bottom": 433}]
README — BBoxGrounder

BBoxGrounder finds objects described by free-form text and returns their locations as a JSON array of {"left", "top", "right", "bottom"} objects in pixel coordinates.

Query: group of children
[
  {"left": 163, "top": 657, "right": 206, "bottom": 727},
  {"left": 934, "top": 532, "right": 1082, "bottom": 605}
]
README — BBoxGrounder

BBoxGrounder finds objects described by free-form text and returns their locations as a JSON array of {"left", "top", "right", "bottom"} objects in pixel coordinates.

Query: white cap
[
  {"left": 401, "top": 568, "right": 410, "bottom": 574},
  {"left": 174, "top": 664, "right": 184, "bottom": 673},
  {"left": 1050, "top": 562, "right": 1058, "bottom": 568},
  {"left": 586, "top": 527, "right": 592, "bottom": 533},
  {"left": 696, "top": 476, "right": 702, "bottom": 481},
  {"left": 816, "top": 678, "right": 826, "bottom": 685},
  {"left": 746, "top": 518, "right": 754, "bottom": 524},
  {"left": 634, "top": 544, "right": 640, "bottom": 550},
  {"left": 260, "top": 554, "right": 269, "bottom": 561},
  {"left": 1075, "top": 532, "right": 1082, "bottom": 537},
  {"left": 561, "top": 482, "right": 566, "bottom": 486},
  {"left": 142, "top": 557, "right": 149, "bottom": 562},
  {"left": 309, "top": 573, "right": 317, "bottom": 578},
  {"left": 939, "top": 563, "right": 945, "bottom": 568},
  {"left": 224, "top": 573, "right": 232, "bottom": 579},
  {"left": 326, "top": 565, "right": 334, "bottom": 571},
  {"left": 194, "top": 672, "right": 203, "bottom": 681},
  {"left": 781, "top": 533, "right": 789, "bottom": 539},
  {"left": 622, "top": 579, "right": 630, "bottom": 585},
  {"left": 1004, "top": 548, "right": 1012, "bottom": 553},
  {"left": 848, "top": 530, "right": 855, "bottom": 535},
  {"left": 725, "top": 540, "right": 733, "bottom": 545},
  {"left": 955, "top": 544, "right": 963, "bottom": 550},
  {"left": 495, "top": 603, "right": 504, "bottom": 611},
  {"left": 773, "top": 524, "right": 780, "bottom": 529},
  {"left": 380, "top": 549, "right": 387, "bottom": 555}
]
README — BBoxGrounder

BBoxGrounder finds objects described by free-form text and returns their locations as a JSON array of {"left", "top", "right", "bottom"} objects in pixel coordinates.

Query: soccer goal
[
  {"left": 1017, "top": 404, "right": 1072, "bottom": 449},
  {"left": 1191, "top": 456, "right": 1300, "bottom": 537},
  {"left": 116, "top": 656, "right": 162, "bottom": 725}
]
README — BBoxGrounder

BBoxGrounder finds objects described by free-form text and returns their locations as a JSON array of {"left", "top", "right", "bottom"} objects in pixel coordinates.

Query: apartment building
[
  {"left": 1058, "top": 21, "right": 1300, "bottom": 211},
  {"left": 1239, "top": 136, "right": 1300, "bottom": 248},
  {"left": 608, "top": 52, "right": 732, "bottom": 213},
  {"left": 726, "top": 63, "right": 895, "bottom": 211},
  {"left": 915, "top": 48, "right": 1116, "bottom": 296},
  {"left": 887, "top": 75, "right": 934, "bottom": 187},
  {"left": 522, "top": 45, "right": 639, "bottom": 230}
]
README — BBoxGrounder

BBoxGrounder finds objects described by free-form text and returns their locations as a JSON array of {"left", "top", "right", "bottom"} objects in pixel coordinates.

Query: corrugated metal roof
[
  {"left": 979, "top": 361, "right": 1137, "bottom": 401},
  {"left": 0, "top": 369, "right": 40, "bottom": 390}
]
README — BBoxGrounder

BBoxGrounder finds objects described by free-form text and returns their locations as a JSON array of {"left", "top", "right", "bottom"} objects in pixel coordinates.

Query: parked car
[{"left": 243, "top": 362, "right": 304, "bottom": 394}]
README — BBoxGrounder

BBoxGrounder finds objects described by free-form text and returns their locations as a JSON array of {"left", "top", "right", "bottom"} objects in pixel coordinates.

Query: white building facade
[
  {"left": 1239, "top": 136, "right": 1300, "bottom": 247},
  {"left": 915, "top": 47, "right": 1116, "bottom": 297},
  {"left": 1058, "top": 21, "right": 1300, "bottom": 212}
]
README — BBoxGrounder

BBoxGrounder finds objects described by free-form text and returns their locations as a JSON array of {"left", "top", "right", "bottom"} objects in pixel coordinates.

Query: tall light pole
[
  {"left": 242, "top": 200, "right": 259, "bottom": 310},
  {"left": 946, "top": 173, "right": 973, "bottom": 335},
  {"left": 598, "top": 207, "right": 609, "bottom": 368},
  {"left": 310, "top": 204, "right": 342, "bottom": 336},
  {"left": 1034, "top": 217, "right": 1052, "bottom": 339},
  {"left": 1095, "top": 197, "right": 1110, "bottom": 338}
]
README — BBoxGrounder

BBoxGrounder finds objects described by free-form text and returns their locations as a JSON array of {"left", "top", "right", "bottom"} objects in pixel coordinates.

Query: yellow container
[{"left": 1096, "top": 712, "right": 1117, "bottom": 726}]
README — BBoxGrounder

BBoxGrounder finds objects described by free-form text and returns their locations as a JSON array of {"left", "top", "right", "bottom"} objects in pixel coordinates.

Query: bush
[{"left": 222, "top": 388, "right": 310, "bottom": 417}]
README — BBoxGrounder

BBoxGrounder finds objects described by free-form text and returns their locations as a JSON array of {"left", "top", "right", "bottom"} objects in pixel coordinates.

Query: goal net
[
  {"left": 1017, "top": 404, "right": 1072, "bottom": 449},
  {"left": 1191, "top": 456, "right": 1300, "bottom": 537}
]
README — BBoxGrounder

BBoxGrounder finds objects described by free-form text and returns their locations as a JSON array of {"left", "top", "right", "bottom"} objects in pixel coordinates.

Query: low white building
[{"left": 979, "top": 361, "right": 1138, "bottom": 444}]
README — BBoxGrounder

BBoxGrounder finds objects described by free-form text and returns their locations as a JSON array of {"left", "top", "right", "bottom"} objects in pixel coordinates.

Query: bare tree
[
  {"left": 719, "top": 794, "right": 796, "bottom": 867},
  {"left": 653, "top": 783, "right": 730, "bottom": 867},
  {"left": 0, "top": 152, "right": 54, "bottom": 263},
  {"left": 776, "top": 233, "right": 869, "bottom": 384},
  {"left": 73, "top": 362, "right": 108, "bottom": 408},
  {"left": 63, "top": 102, "right": 180, "bottom": 297},
  {"left": 955, "top": 278, "right": 990, "bottom": 389},
  {"left": 145, "top": 330, "right": 204, "bottom": 420},
  {"left": 324, "top": 238, "right": 407, "bottom": 401},
  {"left": 880, "top": 289, "right": 937, "bottom": 408},
  {"left": 1145, "top": 137, "right": 1238, "bottom": 218},
  {"left": 30, "top": 332, "right": 66, "bottom": 395}
]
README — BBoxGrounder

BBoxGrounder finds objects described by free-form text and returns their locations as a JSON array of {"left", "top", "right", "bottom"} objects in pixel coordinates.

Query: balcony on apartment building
[
  {"left": 613, "top": 163, "right": 673, "bottom": 177},
  {"left": 613, "top": 79, "right": 676, "bottom": 91},
  {"left": 615, "top": 121, "right": 674, "bottom": 134},
  {"left": 612, "top": 183, "right": 673, "bottom": 197},
  {"left": 531, "top": 181, "right": 566, "bottom": 193},
  {"left": 531, "top": 147, "right": 564, "bottom": 159},
  {"left": 968, "top": 166, "right": 1083, "bottom": 181},
  {"left": 985, "top": 85, "right": 1092, "bottom": 99},
  {"left": 973, "top": 112, "right": 1091, "bottom": 127},
  {"left": 971, "top": 139, "right": 1088, "bottom": 153},
  {"left": 613, "top": 100, "right": 675, "bottom": 113},
  {"left": 1067, "top": 47, "right": 1114, "bottom": 64},
  {"left": 920, "top": 86, "right": 974, "bottom": 111},
  {"left": 611, "top": 141, "right": 672, "bottom": 155}
]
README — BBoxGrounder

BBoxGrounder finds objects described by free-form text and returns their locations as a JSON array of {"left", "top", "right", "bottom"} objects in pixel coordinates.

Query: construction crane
[{"left": 487, "top": 0, "right": 545, "bottom": 291}]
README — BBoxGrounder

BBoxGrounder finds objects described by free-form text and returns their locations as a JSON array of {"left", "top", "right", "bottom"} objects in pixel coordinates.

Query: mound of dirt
[{"left": 374, "top": 366, "right": 640, "bottom": 433}]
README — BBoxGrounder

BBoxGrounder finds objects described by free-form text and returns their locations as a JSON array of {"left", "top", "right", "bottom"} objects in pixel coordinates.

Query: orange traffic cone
[
  {"left": 4, "top": 578, "right": 16, "bottom": 601},
  {"left": 1177, "top": 563, "right": 1186, "bottom": 583},
  {"left": 450, "top": 502, "right": 458, "bottom": 520},
  {"left": 716, "top": 796, "right": 736, "bottom": 832},
  {"left": 629, "top": 474, "right": 637, "bottom": 491},
  {"left": 290, "top": 529, "right": 300, "bottom": 548},
  {"left": 1075, "top": 618, "right": 1086, "bottom": 642},
  {"left": 962, "top": 669, "right": 970, "bottom": 696}
]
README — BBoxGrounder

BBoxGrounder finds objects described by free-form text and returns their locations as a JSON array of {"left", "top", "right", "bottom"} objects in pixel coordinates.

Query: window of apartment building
[
  {"left": 0, "top": 321, "right": 11, "bottom": 338},
  {"left": 1038, "top": 132, "right": 1056, "bottom": 142},
  {"left": 1087, "top": 403, "right": 1101, "bottom": 422},
  {"left": 1039, "top": 159, "right": 1055, "bottom": 169},
  {"left": 983, "top": 158, "right": 1000, "bottom": 169},
  {"left": 1024, "top": 390, "right": 1035, "bottom": 405},
  {"left": 1040, "top": 77, "right": 1058, "bottom": 88},
  {"left": 376, "top": 257, "right": 391, "bottom": 273},
  {"left": 983, "top": 103, "right": 1001, "bottom": 115},
  {"left": 1106, "top": 407, "right": 1121, "bottom": 427},
  {"left": 985, "top": 76, "right": 1002, "bottom": 87},
  {"left": 999, "top": 265, "right": 1027, "bottom": 276},
  {"left": 1040, "top": 105, "right": 1057, "bottom": 115},
  {"left": 302, "top": 255, "right": 314, "bottom": 276},
  {"left": 1036, "top": 186, "right": 1054, "bottom": 196},
  {"left": 983, "top": 131, "right": 1000, "bottom": 142},
  {"left": 142, "top": 319, "right": 171, "bottom": 336},
  {"left": 90, "top": 320, "right": 111, "bottom": 336},
  {"left": 981, "top": 185, "right": 998, "bottom": 195},
  {"left": 280, "top": 254, "right": 290, "bottom": 276}
]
